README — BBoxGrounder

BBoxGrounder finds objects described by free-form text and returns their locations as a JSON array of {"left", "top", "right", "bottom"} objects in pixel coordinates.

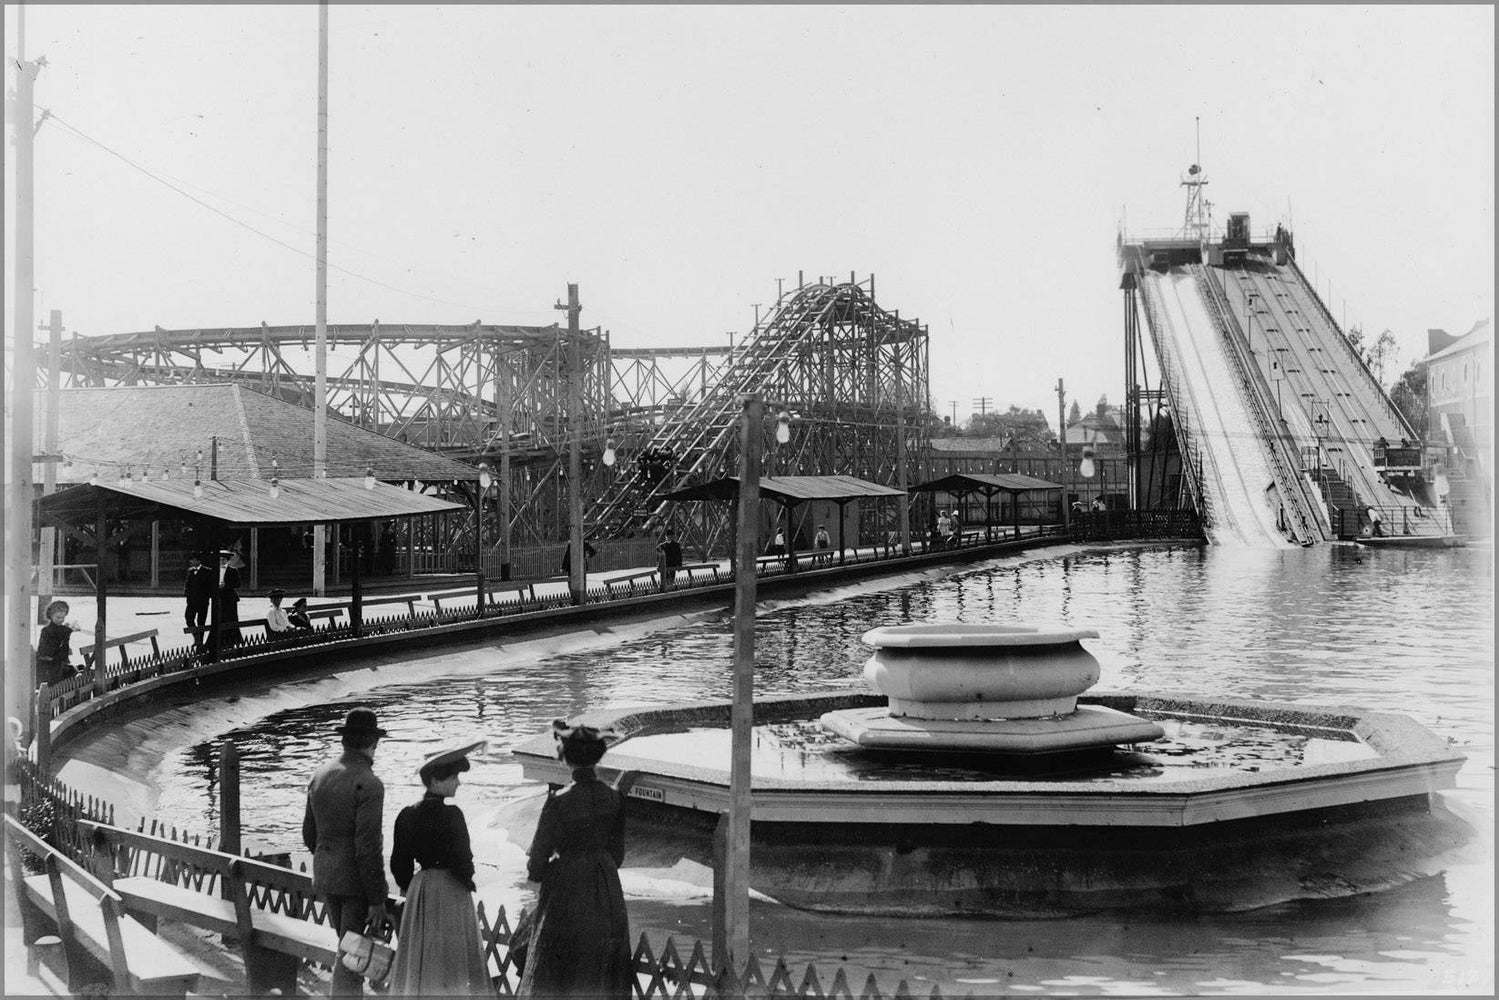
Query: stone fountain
[{"left": 510, "top": 622, "right": 1471, "bottom": 916}]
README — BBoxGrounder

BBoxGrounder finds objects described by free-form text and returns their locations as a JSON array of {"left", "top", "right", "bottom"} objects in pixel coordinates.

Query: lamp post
[
  {"left": 1245, "top": 292, "right": 1256, "bottom": 352},
  {"left": 477, "top": 462, "right": 491, "bottom": 612}
]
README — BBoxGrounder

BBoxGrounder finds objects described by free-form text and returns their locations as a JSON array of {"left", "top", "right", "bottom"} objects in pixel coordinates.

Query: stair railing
[{"left": 1134, "top": 273, "right": 1209, "bottom": 520}]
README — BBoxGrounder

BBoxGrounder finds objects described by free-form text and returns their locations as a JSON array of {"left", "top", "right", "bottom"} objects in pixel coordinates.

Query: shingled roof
[{"left": 42, "top": 383, "right": 477, "bottom": 484}]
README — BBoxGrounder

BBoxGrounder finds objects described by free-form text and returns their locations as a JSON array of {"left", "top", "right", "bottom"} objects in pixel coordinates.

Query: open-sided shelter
[
  {"left": 908, "top": 472, "right": 1064, "bottom": 539},
  {"left": 660, "top": 475, "right": 906, "bottom": 569},
  {"left": 36, "top": 478, "right": 466, "bottom": 667}
]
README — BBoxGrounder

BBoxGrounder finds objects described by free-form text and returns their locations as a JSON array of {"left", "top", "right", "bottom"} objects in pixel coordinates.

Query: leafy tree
[
  {"left": 1068, "top": 400, "right": 1082, "bottom": 425},
  {"left": 1345, "top": 325, "right": 1400, "bottom": 387},
  {"left": 964, "top": 405, "right": 1057, "bottom": 450},
  {"left": 1389, "top": 362, "right": 1429, "bottom": 437}
]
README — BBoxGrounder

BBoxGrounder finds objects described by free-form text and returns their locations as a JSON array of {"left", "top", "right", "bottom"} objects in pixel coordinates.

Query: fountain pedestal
[{"left": 821, "top": 623, "right": 1164, "bottom": 754}]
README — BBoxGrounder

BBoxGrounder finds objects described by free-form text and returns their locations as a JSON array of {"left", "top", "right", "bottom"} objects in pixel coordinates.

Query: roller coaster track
[{"left": 586, "top": 279, "right": 930, "bottom": 543}]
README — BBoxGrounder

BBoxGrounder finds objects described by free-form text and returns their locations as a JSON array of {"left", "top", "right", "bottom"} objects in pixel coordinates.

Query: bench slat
[
  {"left": 22, "top": 874, "right": 215, "bottom": 989},
  {"left": 114, "top": 876, "right": 338, "bottom": 963}
]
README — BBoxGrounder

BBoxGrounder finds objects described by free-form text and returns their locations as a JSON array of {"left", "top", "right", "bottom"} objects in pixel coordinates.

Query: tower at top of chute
[{"left": 1179, "top": 117, "right": 1212, "bottom": 247}]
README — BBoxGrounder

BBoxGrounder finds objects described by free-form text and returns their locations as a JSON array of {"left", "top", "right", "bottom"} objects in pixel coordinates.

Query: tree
[
  {"left": 963, "top": 405, "right": 1057, "bottom": 450},
  {"left": 1345, "top": 325, "right": 1400, "bottom": 387},
  {"left": 1068, "top": 400, "right": 1081, "bottom": 426},
  {"left": 1389, "top": 362, "right": 1428, "bottom": 438}
]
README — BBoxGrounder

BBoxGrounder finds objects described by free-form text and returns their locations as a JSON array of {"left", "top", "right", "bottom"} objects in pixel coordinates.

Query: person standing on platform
[
  {"left": 560, "top": 539, "right": 597, "bottom": 577},
  {"left": 216, "top": 550, "right": 243, "bottom": 647},
  {"left": 656, "top": 530, "right": 683, "bottom": 590},
  {"left": 813, "top": 524, "right": 832, "bottom": 565},
  {"left": 184, "top": 553, "right": 214, "bottom": 650},
  {"left": 518, "top": 720, "right": 633, "bottom": 999},
  {"left": 34, "top": 600, "right": 82, "bottom": 687},
  {"left": 387, "top": 741, "right": 490, "bottom": 996},
  {"left": 303, "top": 708, "right": 392, "bottom": 997}
]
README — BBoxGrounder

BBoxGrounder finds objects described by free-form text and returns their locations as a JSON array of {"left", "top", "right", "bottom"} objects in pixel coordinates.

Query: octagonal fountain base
[{"left": 506, "top": 691, "right": 1472, "bottom": 917}]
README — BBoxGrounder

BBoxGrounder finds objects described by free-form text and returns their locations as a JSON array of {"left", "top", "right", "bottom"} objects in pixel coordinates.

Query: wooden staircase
[{"left": 1310, "top": 468, "right": 1363, "bottom": 539}]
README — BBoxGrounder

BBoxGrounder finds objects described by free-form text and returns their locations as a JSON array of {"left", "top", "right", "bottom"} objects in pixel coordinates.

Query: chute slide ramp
[{"left": 1139, "top": 268, "right": 1298, "bottom": 548}]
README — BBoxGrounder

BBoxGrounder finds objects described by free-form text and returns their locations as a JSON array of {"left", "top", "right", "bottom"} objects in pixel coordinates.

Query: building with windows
[{"left": 1424, "top": 319, "right": 1491, "bottom": 535}]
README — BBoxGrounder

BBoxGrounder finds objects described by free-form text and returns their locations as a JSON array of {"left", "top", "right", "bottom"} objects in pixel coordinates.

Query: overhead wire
[{"left": 43, "top": 110, "right": 545, "bottom": 319}]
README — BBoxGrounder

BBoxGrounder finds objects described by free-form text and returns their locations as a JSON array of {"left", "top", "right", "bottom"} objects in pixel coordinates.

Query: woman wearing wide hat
[
  {"left": 518, "top": 720, "right": 632, "bottom": 999},
  {"left": 386, "top": 741, "right": 490, "bottom": 996}
]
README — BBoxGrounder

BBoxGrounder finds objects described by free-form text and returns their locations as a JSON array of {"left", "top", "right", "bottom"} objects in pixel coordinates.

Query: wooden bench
[
  {"left": 79, "top": 819, "right": 344, "bottom": 995},
  {"left": 362, "top": 593, "right": 420, "bottom": 617},
  {"left": 79, "top": 629, "right": 160, "bottom": 670},
  {"left": 182, "top": 608, "right": 343, "bottom": 640},
  {"left": 486, "top": 581, "right": 538, "bottom": 607},
  {"left": 604, "top": 568, "right": 660, "bottom": 595},
  {"left": 677, "top": 562, "right": 721, "bottom": 583},
  {"left": 426, "top": 586, "right": 482, "bottom": 613},
  {"left": 5, "top": 814, "right": 217, "bottom": 997}
]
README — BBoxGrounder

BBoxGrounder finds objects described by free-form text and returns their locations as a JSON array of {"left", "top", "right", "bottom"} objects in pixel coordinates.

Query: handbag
[{"left": 339, "top": 930, "right": 395, "bottom": 984}]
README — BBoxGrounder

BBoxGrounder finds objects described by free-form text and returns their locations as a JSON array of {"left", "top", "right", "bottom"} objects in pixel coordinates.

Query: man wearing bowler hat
[{"left": 304, "top": 708, "right": 392, "bottom": 996}]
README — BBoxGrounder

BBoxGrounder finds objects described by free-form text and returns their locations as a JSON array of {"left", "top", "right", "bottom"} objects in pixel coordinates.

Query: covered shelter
[
  {"left": 37, "top": 383, "right": 479, "bottom": 589},
  {"left": 35, "top": 478, "right": 466, "bottom": 668},
  {"left": 660, "top": 474, "right": 906, "bottom": 571},
  {"left": 908, "top": 473, "right": 1064, "bottom": 541}
]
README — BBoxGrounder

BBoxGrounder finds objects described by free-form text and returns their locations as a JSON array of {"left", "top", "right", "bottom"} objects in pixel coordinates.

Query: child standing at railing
[{"left": 35, "top": 600, "right": 82, "bottom": 687}]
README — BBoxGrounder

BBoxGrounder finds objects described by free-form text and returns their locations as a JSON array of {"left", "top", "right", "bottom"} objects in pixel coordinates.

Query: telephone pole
[
  {"left": 558, "top": 285, "right": 585, "bottom": 603},
  {"left": 7, "top": 7, "right": 43, "bottom": 728},
  {"left": 1057, "top": 378, "right": 1069, "bottom": 530},
  {"left": 312, "top": 2, "right": 330, "bottom": 594},
  {"left": 972, "top": 396, "right": 994, "bottom": 417}
]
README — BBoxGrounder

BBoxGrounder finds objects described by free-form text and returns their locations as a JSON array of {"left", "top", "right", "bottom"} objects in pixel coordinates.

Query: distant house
[
  {"left": 1066, "top": 398, "right": 1129, "bottom": 457},
  {"left": 1424, "top": 320, "right": 1491, "bottom": 480}
]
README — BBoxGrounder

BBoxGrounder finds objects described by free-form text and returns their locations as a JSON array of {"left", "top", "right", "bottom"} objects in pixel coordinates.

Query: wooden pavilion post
[
  {"left": 93, "top": 501, "right": 108, "bottom": 695},
  {"left": 208, "top": 520, "right": 223, "bottom": 664},
  {"left": 349, "top": 522, "right": 363, "bottom": 636},
  {"left": 837, "top": 500, "right": 849, "bottom": 565}
]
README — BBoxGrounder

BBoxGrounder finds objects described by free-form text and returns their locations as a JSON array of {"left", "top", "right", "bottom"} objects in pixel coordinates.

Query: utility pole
[
  {"left": 949, "top": 400, "right": 958, "bottom": 427},
  {"left": 1057, "top": 378, "right": 1069, "bottom": 530},
  {"left": 559, "top": 285, "right": 585, "bottom": 604},
  {"left": 312, "top": 2, "right": 330, "bottom": 595},
  {"left": 972, "top": 397, "right": 994, "bottom": 417},
  {"left": 37, "top": 310, "right": 62, "bottom": 617},
  {"left": 7, "top": 8, "right": 43, "bottom": 729}
]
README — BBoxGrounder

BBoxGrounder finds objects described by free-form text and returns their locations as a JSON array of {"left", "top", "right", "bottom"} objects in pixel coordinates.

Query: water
[
  {"left": 619, "top": 716, "right": 1378, "bottom": 784},
  {"left": 66, "top": 543, "right": 1495, "bottom": 994}
]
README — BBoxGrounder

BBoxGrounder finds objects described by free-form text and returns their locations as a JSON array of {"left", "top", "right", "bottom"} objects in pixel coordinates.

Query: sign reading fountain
[{"left": 512, "top": 622, "right": 1471, "bottom": 916}]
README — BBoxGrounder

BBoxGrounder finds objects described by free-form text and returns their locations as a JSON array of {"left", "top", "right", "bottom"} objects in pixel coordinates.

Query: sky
[{"left": 4, "top": 4, "right": 1494, "bottom": 429}]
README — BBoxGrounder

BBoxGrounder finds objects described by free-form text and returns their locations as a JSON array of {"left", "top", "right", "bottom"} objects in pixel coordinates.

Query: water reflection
[{"left": 135, "top": 543, "right": 1492, "bottom": 995}]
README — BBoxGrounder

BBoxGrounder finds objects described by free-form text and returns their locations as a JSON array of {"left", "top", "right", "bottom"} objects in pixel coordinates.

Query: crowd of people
[{"left": 305, "top": 708, "right": 633, "bottom": 997}]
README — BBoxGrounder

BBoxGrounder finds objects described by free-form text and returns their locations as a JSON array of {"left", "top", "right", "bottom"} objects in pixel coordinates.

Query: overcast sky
[{"left": 4, "top": 4, "right": 1493, "bottom": 427}]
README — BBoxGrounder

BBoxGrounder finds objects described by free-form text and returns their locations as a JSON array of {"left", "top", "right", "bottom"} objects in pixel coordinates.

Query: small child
[
  {"left": 287, "top": 597, "right": 314, "bottom": 631},
  {"left": 35, "top": 600, "right": 82, "bottom": 686}
]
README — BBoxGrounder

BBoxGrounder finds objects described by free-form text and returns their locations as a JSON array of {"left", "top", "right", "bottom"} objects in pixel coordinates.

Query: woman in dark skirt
[
  {"left": 518, "top": 720, "right": 633, "bottom": 999},
  {"left": 388, "top": 741, "right": 491, "bottom": 996}
]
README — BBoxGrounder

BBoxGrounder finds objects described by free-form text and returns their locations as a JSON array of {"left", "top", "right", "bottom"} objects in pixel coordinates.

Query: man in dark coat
[
  {"left": 184, "top": 552, "right": 214, "bottom": 650},
  {"left": 216, "top": 550, "right": 243, "bottom": 646},
  {"left": 656, "top": 530, "right": 683, "bottom": 589},
  {"left": 303, "top": 708, "right": 391, "bottom": 996}
]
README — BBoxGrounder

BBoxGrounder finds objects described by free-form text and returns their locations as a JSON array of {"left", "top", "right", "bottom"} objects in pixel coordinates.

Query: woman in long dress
[
  {"left": 518, "top": 720, "right": 633, "bottom": 999},
  {"left": 387, "top": 741, "right": 491, "bottom": 996}
]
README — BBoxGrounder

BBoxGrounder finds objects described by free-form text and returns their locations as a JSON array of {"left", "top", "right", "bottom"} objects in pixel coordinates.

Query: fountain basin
[
  {"left": 509, "top": 691, "right": 1470, "bottom": 916},
  {"left": 863, "top": 623, "right": 1104, "bottom": 719}
]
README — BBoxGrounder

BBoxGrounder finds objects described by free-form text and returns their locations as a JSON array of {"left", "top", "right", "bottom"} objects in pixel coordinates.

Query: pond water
[{"left": 78, "top": 542, "right": 1496, "bottom": 994}]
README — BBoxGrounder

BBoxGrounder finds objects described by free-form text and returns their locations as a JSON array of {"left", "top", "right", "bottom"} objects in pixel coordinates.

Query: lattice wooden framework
[{"left": 53, "top": 276, "right": 931, "bottom": 553}]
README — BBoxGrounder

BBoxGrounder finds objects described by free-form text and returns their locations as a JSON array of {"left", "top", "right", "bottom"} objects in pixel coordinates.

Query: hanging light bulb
[
  {"left": 478, "top": 461, "right": 492, "bottom": 491},
  {"left": 365, "top": 466, "right": 377, "bottom": 490},
  {"left": 272, "top": 454, "right": 280, "bottom": 478},
  {"left": 161, "top": 467, "right": 170, "bottom": 480},
  {"left": 269, "top": 475, "right": 280, "bottom": 500},
  {"left": 775, "top": 410, "right": 792, "bottom": 445},
  {"left": 1079, "top": 445, "right": 1096, "bottom": 480},
  {"left": 602, "top": 437, "right": 616, "bottom": 467},
  {"left": 193, "top": 477, "right": 204, "bottom": 499},
  {"left": 90, "top": 469, "right": 100, "bottom": 487},
  {"left": 196, "top": 448, "right": 204, "bottom": 468},
  {"left": 63, "top": 456, "right": 74, "bottom": 471},
  {"left": 118, "top": 467, "right": 130, "bottom": 487},
  {"left": 180, "top": 460, "right": 189, "bottom": 479},
  {"left": 140, "top": 468, "right": 150, "bottom": 482}
]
